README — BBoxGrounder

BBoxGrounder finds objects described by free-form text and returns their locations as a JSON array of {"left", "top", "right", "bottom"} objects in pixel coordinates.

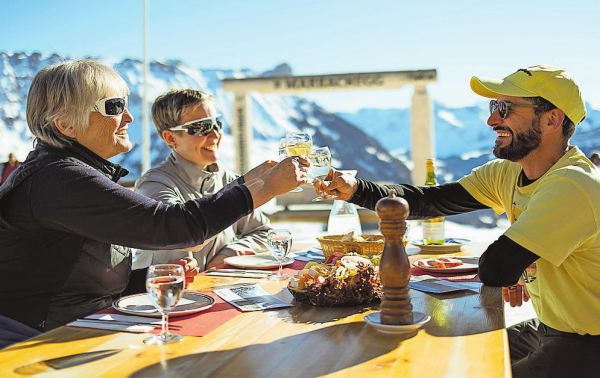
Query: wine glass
[
  {"left": 279, "top": 137, "right": 302, "bottom": 193},
  {"left": 309, "top": 146, "right": 337, "bottom": 202},
  {"left": 267, "top": 229, "right": 293, "bottom": 281},
  {"left": 285, "top": 132, "right": 312, "bottom": 157},
  {"left": 144, "top": 264, "right": 185, "bottom": 345}
]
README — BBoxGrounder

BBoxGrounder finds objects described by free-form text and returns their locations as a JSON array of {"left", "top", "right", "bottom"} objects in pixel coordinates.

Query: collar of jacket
[
  {"left": 0, "top": 141, "right": 129, "bottom": 200},
  {"left": 167, "top": 151, "right": 221, "bottom": 193}
]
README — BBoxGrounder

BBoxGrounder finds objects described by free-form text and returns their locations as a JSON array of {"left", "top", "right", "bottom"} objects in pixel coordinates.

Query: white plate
[
  {"left": 412, "top": 258, "right": 478, "bottom": 274},
  {"left": 364, "top": 311, "right": 431, "bottom": 334},
  {"left": 409, "top": 238, "right": 470, "bottom": 253},
  {"left": 223, "top": 254, "right": 294, "bottom": 269},
  {"left": 112, "top": 291, "right": 215, "bottom": 318}
]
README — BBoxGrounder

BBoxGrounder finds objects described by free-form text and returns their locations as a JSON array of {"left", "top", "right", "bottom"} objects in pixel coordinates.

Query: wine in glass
[
  {"left": 267, "top": 229, "right": 293, "bottom": 281},
  {"left": 144, "top": 264, "right": 185, "bottom": 345},
  {"left": 285, "top": 132, "right": 312, "bottom": 157},
  {"left": 309, "top": 146, "right": 337, "bottom": 202},
  {"left": 279, "top": 137, "right": 302, "bottom": 193}
]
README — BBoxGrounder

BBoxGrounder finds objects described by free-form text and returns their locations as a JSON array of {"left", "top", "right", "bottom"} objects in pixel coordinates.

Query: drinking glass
[
  {"left": 285, "top": 132, "right": 312, "bottom": 157},
  {"left": 144, "top": 264, "right": 185, "bottom": 345},
  {"left": 309, "top": 146, "right": 337, "bottom": 202},
  {"left": 279, "top": 137, "right": 302, "bottom": 193},
  {"left": 267, "top": 229, "right": 293, "bottom": 281}
]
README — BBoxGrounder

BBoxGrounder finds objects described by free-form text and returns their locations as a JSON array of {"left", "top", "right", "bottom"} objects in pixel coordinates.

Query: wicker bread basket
[
  {"left": 317, "top": 234, "right": 409, "bottom": 258},
  {"left": 317, "top": 235, "right": 384, "bottom": 258}
]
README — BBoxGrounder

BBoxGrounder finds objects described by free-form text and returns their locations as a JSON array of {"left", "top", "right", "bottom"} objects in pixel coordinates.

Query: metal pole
[{"left": 141, "top": 0, "right": 150, "bottom": 174}]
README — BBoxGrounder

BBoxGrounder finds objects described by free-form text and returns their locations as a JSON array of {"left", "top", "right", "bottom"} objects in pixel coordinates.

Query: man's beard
[{"left": 493, "top": 118, "right": 542, "bottom": 162}]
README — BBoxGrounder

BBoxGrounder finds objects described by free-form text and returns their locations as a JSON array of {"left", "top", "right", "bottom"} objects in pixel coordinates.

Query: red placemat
[
  {"left": 409, "top": 256, "right": 480, "bottom": 283},
  {"left": 94, "top": 290, "right": 240, "bottom": 337},
  {"left": 82, "top": 260, "right": 310, "bottom": 338}
]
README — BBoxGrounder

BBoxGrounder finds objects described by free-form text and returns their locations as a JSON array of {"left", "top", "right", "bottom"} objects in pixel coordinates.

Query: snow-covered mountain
[
  {"left": 3, "top": 52, "right": 600, "bottom": 228},
  {"left": 0, "top": 52, "right": 410, "bottom": 185}
]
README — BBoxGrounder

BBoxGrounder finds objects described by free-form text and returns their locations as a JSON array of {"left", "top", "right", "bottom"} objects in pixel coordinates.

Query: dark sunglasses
[
  {"left": 169, "top": 114, "right": 223, "bottom": 136},
  {"left": 489, "top": 100, "right": 539, "bottom": 119},
  {"left": 93, "top": 96, "right": 128, "bottom": 117}
]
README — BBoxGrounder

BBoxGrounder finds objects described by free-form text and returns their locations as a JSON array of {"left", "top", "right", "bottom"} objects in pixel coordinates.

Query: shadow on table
[
  {"left": 266, "top": 284, "right": 503, "bottom": 337},
  {"left": 2, "top": 327, "right": 120, "bottom": 351},
  {"left": 130, "top": 322, "right": 410, "bottom": 378},
  {"left": 13, "top": 349, "right": 123, "bottom": 374}
]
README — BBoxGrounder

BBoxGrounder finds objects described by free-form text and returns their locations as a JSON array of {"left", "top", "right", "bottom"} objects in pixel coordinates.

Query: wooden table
[{"left": 0, "top": 242, "right": 511, "bottom": 377}]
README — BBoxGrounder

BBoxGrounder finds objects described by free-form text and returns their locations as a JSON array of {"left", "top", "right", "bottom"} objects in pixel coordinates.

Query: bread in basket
[{"left": 317, "top": 232, "right": 408, "bottom": 258}]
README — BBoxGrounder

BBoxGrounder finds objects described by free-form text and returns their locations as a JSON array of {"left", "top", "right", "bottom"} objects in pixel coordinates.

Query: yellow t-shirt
[{"left": 458, "top": 147, "right": 600, "bottom": 335}]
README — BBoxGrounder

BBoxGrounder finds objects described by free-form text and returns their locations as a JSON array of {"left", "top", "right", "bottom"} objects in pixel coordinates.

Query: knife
[{"left": 76, "top": 318, "right": 181, "bottom": 329}]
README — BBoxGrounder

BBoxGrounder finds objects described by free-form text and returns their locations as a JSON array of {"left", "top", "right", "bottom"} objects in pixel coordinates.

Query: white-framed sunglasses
[
  {"left": 92, "top": 96, "right": 129, "bottom": 117},
  {"left": 168, "top": 114, "right": 223, "bottom": 136}
]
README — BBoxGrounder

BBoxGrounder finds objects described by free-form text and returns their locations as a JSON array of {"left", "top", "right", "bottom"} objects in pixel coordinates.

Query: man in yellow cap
[{"left": 317, "top": 65, "right": 600, "bottom": 377}]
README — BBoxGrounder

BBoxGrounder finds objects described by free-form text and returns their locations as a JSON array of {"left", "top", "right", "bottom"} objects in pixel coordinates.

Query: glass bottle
[
  {"left": 326, "top": 170, "right": 362, "bottom": 235},
  {"left": 327, "top": 200, "right": 362, "bottom": 235},
  {"left": 422, "top": 159, "right": 445, "bottom": 244}
]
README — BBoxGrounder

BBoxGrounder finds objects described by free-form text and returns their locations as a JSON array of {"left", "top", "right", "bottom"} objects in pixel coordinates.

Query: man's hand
[
  {"left": 167, "top": 257, "right": 198, "bottom": 288},
  {"left": 502, "top": 276, "right": 530, "bottom": 307},
  {"left": 314, "top": 168, "right": 358, "bottom": 201}
]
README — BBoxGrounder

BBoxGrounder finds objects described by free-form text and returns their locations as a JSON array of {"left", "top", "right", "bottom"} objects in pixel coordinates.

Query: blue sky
[{"left": 1, "top": 0, "right": 599, "bottom": 112}]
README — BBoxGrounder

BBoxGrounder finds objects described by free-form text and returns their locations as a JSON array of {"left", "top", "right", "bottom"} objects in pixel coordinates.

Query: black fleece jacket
[{"left": 0, "top": 141, "right": 253, "bottom": 331}]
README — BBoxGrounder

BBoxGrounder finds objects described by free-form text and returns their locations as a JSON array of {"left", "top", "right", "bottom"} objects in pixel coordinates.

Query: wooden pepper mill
[{"left": 376, "top": 189, "right": 413, "bottom": 325}]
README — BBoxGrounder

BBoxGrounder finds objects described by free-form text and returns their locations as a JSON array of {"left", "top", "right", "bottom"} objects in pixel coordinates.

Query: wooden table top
[{"left": 0, "top": 243, "right": 510, "bottom": 378}]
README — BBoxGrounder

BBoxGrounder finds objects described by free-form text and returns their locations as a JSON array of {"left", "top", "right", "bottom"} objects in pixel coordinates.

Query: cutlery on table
[
  {"left": 206, "top": 269, "right": 272, "bottom": 278},
  {"left": 76, "top": 318, "right": 181, "bottom": 329}
]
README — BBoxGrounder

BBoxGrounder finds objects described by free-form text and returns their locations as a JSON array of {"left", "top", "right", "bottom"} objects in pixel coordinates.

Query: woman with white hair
[{"left": 0, "top": 59, "right": 309, "bottom": 347}]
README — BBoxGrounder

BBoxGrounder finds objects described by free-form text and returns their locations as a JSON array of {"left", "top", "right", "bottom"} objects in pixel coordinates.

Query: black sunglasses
[
  {"left": 169, "top": 114, "right": 223, "bottom": 137},
  {"left": 489, "top": 100, "right": 539, "bottom": 119},
  {"left": 93, "top": 96, "right": 128, "bottom": 117}
]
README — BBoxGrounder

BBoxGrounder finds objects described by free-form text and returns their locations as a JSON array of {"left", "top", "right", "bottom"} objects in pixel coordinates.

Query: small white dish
[
  {"left": 224, "top": 254, "right": 294, "bottom": 269},
  {"left": 364, "top": 311, "right": 431, "bottom": 334},
  {"left": 409, "top": 238, "right": 470, "bottom": 254}
]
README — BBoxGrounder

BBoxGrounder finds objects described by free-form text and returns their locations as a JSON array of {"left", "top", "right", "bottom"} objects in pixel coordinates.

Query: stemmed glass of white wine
[
  {"left": 285, "top": 132, "right": 312, "bottom": 157},
  {"left": 279, "top": 137, "right": 302, "bottom": 193},
  {"left": 267, "top": 229, "right": 293, "bottom": 281},
  {"left": 309, "top": 146, "right": 337, "bottom": 202},
  {"left": 144, "top": 264, "right": 185, "bottom": 345}
]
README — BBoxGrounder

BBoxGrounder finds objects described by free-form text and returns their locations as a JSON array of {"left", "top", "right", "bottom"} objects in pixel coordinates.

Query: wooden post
[{"left": 376, "top": 189, "right": 413, "bottom": 325}]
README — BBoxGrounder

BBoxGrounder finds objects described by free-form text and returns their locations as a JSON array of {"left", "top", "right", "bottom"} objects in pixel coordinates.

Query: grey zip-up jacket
[{"left": 133, "top": 152, "right": 271, "bottom": 271}]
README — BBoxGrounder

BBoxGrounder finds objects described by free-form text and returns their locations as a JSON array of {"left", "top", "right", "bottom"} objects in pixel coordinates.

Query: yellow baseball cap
[{"left": 470, "top": 65, "right": 586, "bottom": 125}]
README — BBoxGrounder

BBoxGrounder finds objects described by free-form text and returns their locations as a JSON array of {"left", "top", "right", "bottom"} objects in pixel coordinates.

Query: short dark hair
[
  {"left": 151, "top": 89, "right": 214, "bottom": 146},
  {"left": 525, "top": 96, "right": 576, "bottom": 140}
]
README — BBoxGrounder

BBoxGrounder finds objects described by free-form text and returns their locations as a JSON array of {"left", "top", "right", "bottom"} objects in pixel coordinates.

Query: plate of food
[
  {"left": 288, "top": 254, "right": 382, "bottom": 306},
  {"left": 112, "top": 290, "right": 215, "bottom": 318},
  {"left": 412, "top": 257, "right": 478, "bottom": 274},
  {"left": 409, "top": 238, "right": 470, "bottom": 253},
  {"left": 223, "top": 254, "right": 294, "bottom": 269}
]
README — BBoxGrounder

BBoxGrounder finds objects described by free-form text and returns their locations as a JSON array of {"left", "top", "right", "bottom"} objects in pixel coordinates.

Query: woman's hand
[
  {"left": 243, "top": 160, "right": 278, "bottom": 182},
  {"left": 315, "top": 168, "right": 358, "bottom": 201},
  {"left": 167, "top": 257, "right": 198, "bottom": 288},
  {"left": 246, "top": 156, "right": 311, "bottom": 208}
]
